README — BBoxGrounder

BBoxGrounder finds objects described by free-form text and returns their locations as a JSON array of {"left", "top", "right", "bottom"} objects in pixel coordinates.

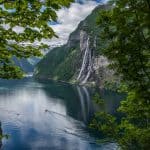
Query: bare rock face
[
  {"left": 94, "top": 56, "right": 109, "bottom": 69},
  {"left": 93, "top": 56, "right": 115, "bottom": 88},
  {"left": 76, "top": 30, "right": 115, "bottom": 87},
  {"left": 80, "top": 30, "right": 88, "bottom": 52}
]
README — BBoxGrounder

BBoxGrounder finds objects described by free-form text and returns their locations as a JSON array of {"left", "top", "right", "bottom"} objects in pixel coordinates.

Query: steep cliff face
[{"left": 34, "top": 4, "right": 117, "bottom": 87}]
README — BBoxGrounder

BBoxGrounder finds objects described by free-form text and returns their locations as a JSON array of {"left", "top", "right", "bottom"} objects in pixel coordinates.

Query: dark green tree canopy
[
  {"left": 90, "top": 0, "right": 150, "bottom": 149},
  {"left": 98, "top": 0, "right": 150, "bottom": 88},
  {"left": 0, "top": 0, "right": 73, "bottom": 79}
]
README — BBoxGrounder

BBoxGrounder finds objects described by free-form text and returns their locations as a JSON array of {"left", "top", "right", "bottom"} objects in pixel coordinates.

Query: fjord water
[{"left": 0, "top": 78, "right": 122, "bottom": 150}]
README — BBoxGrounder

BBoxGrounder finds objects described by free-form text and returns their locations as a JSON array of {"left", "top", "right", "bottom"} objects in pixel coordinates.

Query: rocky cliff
[{"left": 34, "top": 4, "right": 118, "bottom": 88}]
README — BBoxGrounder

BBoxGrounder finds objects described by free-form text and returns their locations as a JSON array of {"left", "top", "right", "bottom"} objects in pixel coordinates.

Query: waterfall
[
  {"left": 77, "top": 35, "right": 97, "bottom": 84},
  {"left": 82, "top": 48, "right": 92, "bottom": 84},
  {"left": 77, "top": 37, "right": 90, "bottom": 81},
  {"left": 82, "top": 36, "right": 97, "bottom": 84}
]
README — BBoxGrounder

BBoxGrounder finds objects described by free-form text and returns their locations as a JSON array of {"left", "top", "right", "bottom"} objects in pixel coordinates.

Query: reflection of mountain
[
  {"left": 0, "top": 78, "right": 123, "bottom": 124},
  {"left": 98, "top": 89, "right": 124, "bottom": 115},
  {"left": 36, "top": 79, "right": 123, "bottom": 121},
  {"left": 0, "top": 78, "right": 123, "bottom": 149},
  {"left": 36, "top": 79, "right": 95, "bottom": 123}
]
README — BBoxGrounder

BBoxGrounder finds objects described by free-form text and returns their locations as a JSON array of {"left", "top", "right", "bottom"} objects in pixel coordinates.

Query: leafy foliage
[
  {"left": 0, "top": 0, "right": 73, "bottom": 79},
  {"left": 90, "top": 0, "right": 150, "bottom": 149}
]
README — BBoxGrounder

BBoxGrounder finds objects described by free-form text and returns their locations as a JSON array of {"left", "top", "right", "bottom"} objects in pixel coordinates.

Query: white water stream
[
  {"left": 77, "top": 37, "right": 90, "bottom": 81},
  {"left": 77, "top": 36, "right": 94, "bottom": 84}
]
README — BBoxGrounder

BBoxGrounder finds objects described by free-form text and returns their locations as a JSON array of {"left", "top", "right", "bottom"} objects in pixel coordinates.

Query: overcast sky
[{"left": 40, "top": 0, "right": 108, "bottom": 47}]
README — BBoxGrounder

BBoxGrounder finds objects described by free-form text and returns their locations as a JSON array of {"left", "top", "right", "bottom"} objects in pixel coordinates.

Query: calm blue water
[{"left": 0, "top": 78, "right": 122, "bottom": 150}]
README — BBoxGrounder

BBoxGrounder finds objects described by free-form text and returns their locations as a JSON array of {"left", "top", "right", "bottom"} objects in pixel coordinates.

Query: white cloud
[
  {"left": 3, "top": 1, "right": 108, "bottom": 47},
  {"left": 13, "top": 26, "right": 25, "bottom": 33},
  {"left": 42, "top": 1, "right": 99, "bottom": 46}
]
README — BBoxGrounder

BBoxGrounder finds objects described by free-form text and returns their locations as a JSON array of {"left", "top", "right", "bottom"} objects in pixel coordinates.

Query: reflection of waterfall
[
  {"left": 77, "top": 87, "right": 86, "bottom": 122},
  {"left": 77, "top": 37, "right": 93, "bottom": 84},
  {"left": 77, "top": 86, "right": 91, "bottom": 123},
  {"left": 83, "top": 87, "right": 90, "bottom": 115}
]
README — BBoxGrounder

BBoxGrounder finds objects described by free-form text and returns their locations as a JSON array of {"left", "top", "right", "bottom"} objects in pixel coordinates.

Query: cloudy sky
[{"left": 41, "top": 0, "right": 107, "bottom": 47}]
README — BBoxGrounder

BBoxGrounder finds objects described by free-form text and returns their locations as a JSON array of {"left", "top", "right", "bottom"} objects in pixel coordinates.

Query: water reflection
[
  {"left": 77, "top": 86, "right": 91, "bottom": 123},
  {"left": 0, "top": 78, "right": 122, "bottom": 150},
  {"left": 0, "top": 122, "right": 2, "bottom": 150},
  {"left": 35, "top": 79, "right": 95, "bottom": 124}
]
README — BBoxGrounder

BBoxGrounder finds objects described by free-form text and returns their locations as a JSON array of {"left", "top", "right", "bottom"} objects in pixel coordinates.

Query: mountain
[
  {"left": 14, "top": 57, "right": 40, "bottom": 74},
  {"left": 34, "top": 4, "right": 118, "bottom": 88}
]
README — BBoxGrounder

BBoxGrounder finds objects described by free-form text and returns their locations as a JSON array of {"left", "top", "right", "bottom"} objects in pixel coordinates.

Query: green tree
[
  {"left": 90, "top": 0, "right": 150, "bottom": 149},
  {"left": 0, "top": 0, "right": 73, "bottom": 79}
]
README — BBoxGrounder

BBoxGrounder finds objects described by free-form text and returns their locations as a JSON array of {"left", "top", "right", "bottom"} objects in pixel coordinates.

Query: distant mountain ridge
[{"left": 14, "top": 57, "right": 40, "bottom": 74}]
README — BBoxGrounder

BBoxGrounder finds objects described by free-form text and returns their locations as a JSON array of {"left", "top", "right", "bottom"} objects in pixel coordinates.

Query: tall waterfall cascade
[{"left": 77, "top": 36, "right": 95, "bottom": 84}]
